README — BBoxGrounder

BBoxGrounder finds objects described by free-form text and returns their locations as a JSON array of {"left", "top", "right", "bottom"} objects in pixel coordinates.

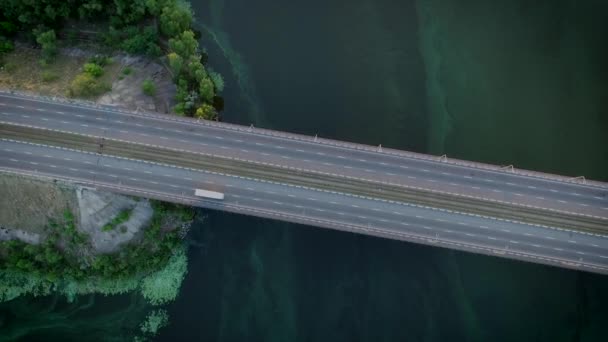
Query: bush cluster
[{"left": 0, "top": 203, "right": 195, "bottom": 303}]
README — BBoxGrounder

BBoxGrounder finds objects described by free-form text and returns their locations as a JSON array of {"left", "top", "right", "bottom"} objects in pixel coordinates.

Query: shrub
[
  {"left": 35, "top": 29, "right": 57, "bottom": 63},
  {"left": 140, "top": 309, "right": 169, "bottom": 336},
  {"left": 68, "top": 73, "right": 109, "bottom": 97},
  {"left": 142, "top": 79, "right": 156, "bottom": 96},
  {"left": 122, "top": 66, "right": 132, "bottom": 75},
  {"left": 0, "top": 37, "right": 13, "bottom": 54},
  {"left": 41, "top": 70, "right": 59, "bottom": 82},
  {"left": 209, "top": 71, "right": 224, "bottom": 93},
  {"left": 140, "top": 246, "right": 188, "bottom": 305},
  {"left": 83, "top": 62, "right": 103, "bottom": 77}
]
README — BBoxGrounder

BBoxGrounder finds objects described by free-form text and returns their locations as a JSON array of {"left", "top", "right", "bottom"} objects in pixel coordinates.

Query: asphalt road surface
[
  {"left": 2, "top": 138, "right": 608, "bottom": 274},
  {"left": 0, "top": 92, "right": 606, "bottom": 223}
]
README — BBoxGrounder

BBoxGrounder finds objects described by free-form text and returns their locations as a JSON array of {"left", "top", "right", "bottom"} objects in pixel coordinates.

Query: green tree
[
  {"left": 35, "top": 29, "right": 57, "bottom": 63},
  {"left": 199, "top": 77, "right": 214, "bottom": 102},
  {"left": 167, "top": 52, "right": 183, "bottom": 77},
  {"left": 159, "top": 1, "right": 192, "bottom": 37},
  {"left": 194, "top": 103, "right": 216, "bottom": 120},
  {"left": 168, "top": 30, "right": 197, "bottom": 58}
]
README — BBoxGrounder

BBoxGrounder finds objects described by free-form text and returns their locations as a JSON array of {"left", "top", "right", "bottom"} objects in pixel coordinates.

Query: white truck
[{"left": 194, "top": 188, "right": 225, "bottom": 200}]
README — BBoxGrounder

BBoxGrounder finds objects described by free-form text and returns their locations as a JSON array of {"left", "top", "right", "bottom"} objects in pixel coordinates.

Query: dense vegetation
[
  {"left": 0, "top": 0, "right": 223, "bottom": 119},
  {"left": 0, "top": 201, "right": 194, "bottom": 301}
]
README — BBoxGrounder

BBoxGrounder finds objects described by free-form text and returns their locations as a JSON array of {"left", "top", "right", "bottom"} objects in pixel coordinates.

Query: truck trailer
[{"left": 194, "top": 188, "right": 225, "bottom": 200}]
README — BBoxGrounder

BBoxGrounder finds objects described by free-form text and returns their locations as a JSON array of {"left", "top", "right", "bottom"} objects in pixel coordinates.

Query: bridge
[{"left": 1, "top": 91, "right": 607, "bottom": 274}]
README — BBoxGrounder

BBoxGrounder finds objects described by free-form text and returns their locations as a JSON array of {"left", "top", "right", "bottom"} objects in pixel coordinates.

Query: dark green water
[{"left": 2, "top": 1, "right": 608, "bottom": 341}]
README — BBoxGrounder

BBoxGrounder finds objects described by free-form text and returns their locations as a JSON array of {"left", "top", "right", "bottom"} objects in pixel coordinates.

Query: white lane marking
[
  {"left": 531, "top": 244, "right": 541, "bottom": 248},
  {"left": 252, "top": 198, "right": 261, "bottom": 201},
  {"left": 129, "top": 177, "right": 138, "bottom": 181},
  {"left": 464, "top": 176, "right": 473, "bottom": 179},
  {"left": 573, "top": 193, "right": 581, "bottom": 196},
  {"left": 220, "top": 146, "right": 229, "bottom": 150},
  {"left": 594, "top": 196, "right": 603, "bottom": 200},
  {"left": 545, "top": 236, "right": 555, "bottom": 240},
  {"left": 75, "top": 114, "right": 84, "bottom": 118},
  {"left": 510, "top": 240, "right": 519, "bottom": 244},
  {"left": 329, "top": 201, "right": 338, "bottom": 205},
  {"left": 149, "top": 181, "right": 159, "bottom": 184},
  {"left": 472, "top": 186, "right": 480, "bottom": 190},
  {"left": 358, "top": 216, "right": 367, "bottom": 219},
  {"left": 144, "top": 170, "right": 152, "bottom": 174},
  {"left": 36, "top": 108, "right": 45, "bottom": 112},
  {"left": 493, "top": 189, "right": 502, "bottom": 193},
  {"left": 261, "top": 153, "right": 270, "bottom": 156},
  {"left": 103, "top": 164, "right": 112, "bottom": 167},
  {"left": 22, "top": 115, "right": 30, "bottom": 118},
  {"left": 49, "top": 165, "right": 57, "bottom": 168},
  {"left": 550, "top": 189, "right": 558, "bottom": 193},
  {"left": 240, "top": 149, "right": 249, "bottom": 153},
  {"left": 422, "top": 226, "right": 432, "bottom": 230},
  {"left": 63, "top": 157, "right": 71, "bottom": 161},
  {"left": 554, "top": 248, "right": 563, "bottom": 251},
  {"left": 273, "top": 201, "right": 283, "bottom": 205},
  {"left": 536, "top": 196, "right": 545, "bottom": 200},
  {"left": 108, "top": 174, "right": 118, "bottom": 178},
  {"left": 428, "top": 179, "right": 437, "bottom": 183},
  {"left": 514, "top": 193, "right": 523, "bottom": 196},
  {"left": 422, "top": 169, "right": 430, "bottom": 172},
  {"left": 408, "top": 176, "right": 416, "bottom": 180},
  {"left": 80, "top": 124, "right": 89, "bottom": 127},
  {"left": 160, "top": 136, "right": 169, "bottom": 140},
  {"left": 119, "top": 130, "right": 128, "bottom": 133},
  {"left": 528, "top": 186, "right": 537, "bottom": 189},
  {"left": 140, "top": 133, "right": 149, "bottom": 137},
  {"left": 68, "top": 168, "right": 78, "bottom": 171},
  {"left": 246, "top": 188, "right": 254, "bottom": 191},
  {"left": 479, "top": 225, "right": 489, "bottom": 229},
  {"left": 415, "top": 215, "right": 422, "bottom": 219},
  {"left": 449, "top": 183, "right": 458, "bottom": 186},
  {"left": 323, "top": 162, "right": 333, "bottom": 166},
  {"left": 458, "top": 222, "right": 466, "bottom": 226},
  {"left": 506, "top": 182, "right": 515, "bottom": 186},
  {"left": 351, "top": 204, "right": 359, "bottom": 208},
  {"left": 88, "top": 171, "right": 96, "bottom": 175},
  {"left": 41, "top": 118, "right": 49, "bottom": 121},
  {"left": 84, "top": 161, "right": 93, "bottom": 165},
  {"left": 307, "top": 198, "right": 316, "bottom": 201},
  {"left": 315, "top": 208, "right": 325, "bottom": 212},
  {"left": 344, "top": 166, "right": 353, "bottom": 169},
  {"left": 576, "top": 251, "right": 586, "bottom": 255},
  {"left": 558, "top": 200, "right": 567, "bottom": 203},
  {"left": 169, "top": 185, "right": 179, "bottom": 188},
  {"left": 524, "top": 233, "right": 533, "bottom": 237},
  {"left": 568, "top": 240, "right": 577, "bottom": 244},
  {"left": 386, "top": 172, "right": 397, "bottom": 176},
  {"left": 441, "top": 172, "right": 449, "bottom": 176},
  {"left": 287, "top": 194, "right": 295, "bottom": 198},
  {"left": 465, "top": 233, "right": 475, "bottom": 237},
  {"left": 501, "top": 229, "right": 511, "bottom": 233},
  {"left": 488, "top": 237, "right": 497, "bottom": 240},
  {"left": 9, "top": 158, "right": 18, "bottom": 162},
  {"left": 580, "top": 204, "right": 588, "bottom": 207},
  {"left": 337, "top": 155, "right": 346, "bottom": 159},
  {"left": 317, "top": 152, "right": 326, "bottom": 156}
]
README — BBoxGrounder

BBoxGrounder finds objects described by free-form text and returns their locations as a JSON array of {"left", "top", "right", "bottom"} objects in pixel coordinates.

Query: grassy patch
[
  {"left": 122, "top": 66, "right": 132, "bottom": 75},
  {"left": 142, "top": 79, "right": 156, "bottom": 96},
  {"left": 102, "top": 208, "right": 133, "bottom": 232},
  {"left": 41, "top": 70, "right": 59, "bottom": 83}
]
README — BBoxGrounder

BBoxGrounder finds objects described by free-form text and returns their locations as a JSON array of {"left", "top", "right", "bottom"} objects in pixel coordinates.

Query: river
[{"left": 2, "top": 0, "right": 608, "bottom": 341}]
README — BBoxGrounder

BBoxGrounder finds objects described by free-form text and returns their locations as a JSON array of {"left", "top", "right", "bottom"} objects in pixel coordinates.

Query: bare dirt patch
[{"left": 0, "top": 174, "right": 76, "bottom": 236}]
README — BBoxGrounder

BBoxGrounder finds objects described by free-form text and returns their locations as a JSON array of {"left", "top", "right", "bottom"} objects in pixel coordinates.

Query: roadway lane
[
  {"left": 1, "top": 92, "right": 607, "bottom": 220},
  {"left": 2, "top": 139, "right": 608, "bottom": 274}
]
